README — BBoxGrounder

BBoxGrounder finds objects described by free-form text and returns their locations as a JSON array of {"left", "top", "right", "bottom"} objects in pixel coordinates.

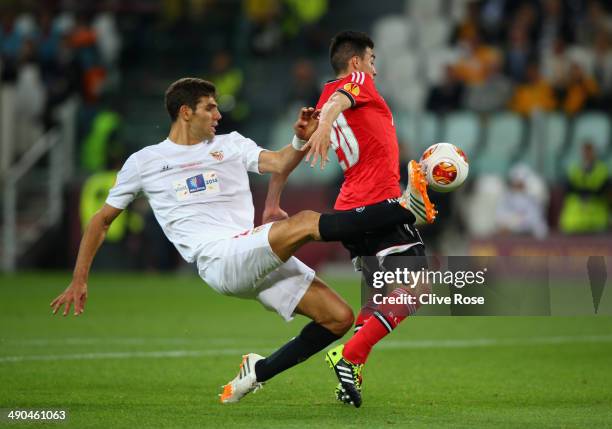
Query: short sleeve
[
  {"left": 106, "top": 154, "right": 142, "bottom": 209},
  {"left": 336, "top": 72, "right": 376, "bottom": 108},
  {"left": 230, "top": 131, "right": 266, "bottom": 174}
]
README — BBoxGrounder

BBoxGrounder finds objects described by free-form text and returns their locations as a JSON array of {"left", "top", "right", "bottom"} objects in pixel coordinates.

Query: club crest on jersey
[
  {"left": 343, "top": 82, "right": 360, "bottom": 96},
  {"left": 210, "top": 150, "right": 224, "bottom": 161}
]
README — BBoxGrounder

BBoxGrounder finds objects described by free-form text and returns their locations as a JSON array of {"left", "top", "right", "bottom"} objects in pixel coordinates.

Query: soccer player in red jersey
[{"left": 304, "top": 31, "right": 437, "bottom": 407}]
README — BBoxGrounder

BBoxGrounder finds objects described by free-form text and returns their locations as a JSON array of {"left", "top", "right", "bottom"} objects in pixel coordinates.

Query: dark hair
[
  {"left": 329, "top": 31, "right": 374, "bottom": 74},
  {"left": 164, "top": 78, "right": 216, "bottom": 122}
]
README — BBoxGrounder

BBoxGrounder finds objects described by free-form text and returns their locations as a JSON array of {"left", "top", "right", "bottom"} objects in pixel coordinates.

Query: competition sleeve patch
[{"left": 336, "top": 72, "right": 367, "bottom": 108}]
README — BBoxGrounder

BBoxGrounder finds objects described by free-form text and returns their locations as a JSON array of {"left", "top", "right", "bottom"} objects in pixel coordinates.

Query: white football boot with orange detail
[
  {"left": 219, "top": 353, "right": 264, "bottom": 404},
  {"left": 400, "top": 160, "right": 437, "bottom": 225}
]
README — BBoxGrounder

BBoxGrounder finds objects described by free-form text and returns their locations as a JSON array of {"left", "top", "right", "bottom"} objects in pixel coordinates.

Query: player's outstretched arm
[
  {"left": 303, "top": 91, "right": 351, "bottom": 169},
  {"left": 258, "top": 107, "right": 319, "bottom": 176},
  {"left": 261, "top": 107, "right": 319, "bottom": 223},
  {"left": 50, "top": 204, "right": 123, "bottom": 316}
]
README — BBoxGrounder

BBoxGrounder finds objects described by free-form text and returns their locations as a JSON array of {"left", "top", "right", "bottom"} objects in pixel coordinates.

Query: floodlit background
[{"left": 1, "top": 0, "right": 611, "bottom": 272}]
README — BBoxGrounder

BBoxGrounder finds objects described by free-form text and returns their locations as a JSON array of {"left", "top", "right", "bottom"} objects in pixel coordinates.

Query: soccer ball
[{"left": 419, "top": 143, "right": 469, "bottom": 193}]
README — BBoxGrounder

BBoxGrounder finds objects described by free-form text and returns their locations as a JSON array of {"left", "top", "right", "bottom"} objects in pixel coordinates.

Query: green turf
[{"left": 1, "top": 272, "right": 611, "bottom": 428}]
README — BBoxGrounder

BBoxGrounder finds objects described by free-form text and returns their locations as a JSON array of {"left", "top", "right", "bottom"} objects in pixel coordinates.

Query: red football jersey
[{"left": 316, "top": 71, "right": 400, "bottom": 210}]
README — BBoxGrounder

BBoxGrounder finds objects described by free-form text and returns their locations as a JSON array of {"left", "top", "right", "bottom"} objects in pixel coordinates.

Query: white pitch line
[
  {"left": 1, "top": 335, "right": 612, "bottom": 364},
  {"left": 0, "top": 348, "right": 274, "bottom": 363},
  {"left": 0, "top": 337, "right": 250, "bottom": 346}
]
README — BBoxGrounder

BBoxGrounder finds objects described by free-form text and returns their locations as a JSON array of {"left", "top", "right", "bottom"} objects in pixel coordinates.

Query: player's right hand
[
  {"left": 50, "top": 281, "right": 88, "bottom": 316},
  {"left": 294, "top": 107, "right": 320, "bottom": 141}
]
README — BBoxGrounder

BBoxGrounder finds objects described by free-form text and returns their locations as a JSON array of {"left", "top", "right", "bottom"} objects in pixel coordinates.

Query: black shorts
[
  {"left": 342, "top": 222, "right": 428, "bottom": 278},
  {"left": 343, "top": 224, "right": 427, "bottom": 305},
  {"left": 342, "top": 222, "right": 425, "bottom": 260}
]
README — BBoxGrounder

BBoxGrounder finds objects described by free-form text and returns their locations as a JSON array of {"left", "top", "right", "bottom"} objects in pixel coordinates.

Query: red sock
[
  {"left": 343, "top": 288, "right": 419, "bottom": 364},
  {"left": 354, "top": 302, "right": 376, "bottom": 333}
]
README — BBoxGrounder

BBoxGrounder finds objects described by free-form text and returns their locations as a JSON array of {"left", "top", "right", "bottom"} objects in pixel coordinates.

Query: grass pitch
[{"left": 1, "top": 272, "right": 611, "bottom": 428}]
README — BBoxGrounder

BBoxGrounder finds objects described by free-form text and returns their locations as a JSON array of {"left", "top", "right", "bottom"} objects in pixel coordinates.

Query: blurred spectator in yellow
[
  {"left": 426, "top": 64, "right": 465, "bottom": 114},
  {"left": 80, "top": 171, "right": 143, "bottom": 244},
  {"left": 209, "top": 50, "right": 249, "bottom": 132},
  {"left": 244, "top": 0, "right": 283, "bottom": 55},
  {"left": 80, "top": 107, "right": 121, "bottom": 173},
  {"left": 559, "top": 142, "right": 610, "bottom": 233},
  {"left": 509, "top": 62, "right": 557, "bottom": 115},
  {"left": 245, "top": 0, "right": 281, "bottom": 23},
  {"left": 79, "top": 155, "right": 145, "bottom": 269},
  {"left": 560, "top": 62, "right": 599, "bottom": 115},
  {"left": 495, "top": 164, "right": 549, "bottom": 239},
  {"left": 454, "top": 1, "right": 481, "bottom": 46},
  {"left": 454, "top": 32, "right": 501, "bottom": 85},
  {"left": 283, "top": 0, "right": 327, "bottom": 38}
]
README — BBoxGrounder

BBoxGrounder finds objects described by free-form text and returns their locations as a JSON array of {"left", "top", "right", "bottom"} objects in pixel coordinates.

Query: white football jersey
[{"left": 106, "top": 132, "right": 265, "bottom": 263}]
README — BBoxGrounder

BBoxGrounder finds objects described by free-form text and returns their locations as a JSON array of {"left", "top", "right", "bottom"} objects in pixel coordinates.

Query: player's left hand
[
  {"left": 303, "top": 122, "right": 331, "bottom": 170},
  {"left": 293, "top": 107, "right": 320, "bottom": 141},
  {"left": 262, "top": 206, "right": 289, "bottom": 223}
]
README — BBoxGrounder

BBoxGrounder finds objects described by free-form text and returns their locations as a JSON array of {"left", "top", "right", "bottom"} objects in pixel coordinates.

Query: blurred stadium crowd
[{"left": 1, "top": 0, "right": 611, "bottom": 271}]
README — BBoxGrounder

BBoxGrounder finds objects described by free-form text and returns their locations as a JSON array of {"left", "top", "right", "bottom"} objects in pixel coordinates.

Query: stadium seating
[
  {"left": 378, "top": 50, "right": 420, "bottom": 95},
  {"left": 414, "top": 16, "right": 451, "bottom": 53},
  {"left": 522, "top": 112, "right": 569, "bottom": 181},
  {"left": 395, "top": 110, "right": 439, "bottom": 157},
  {"left": 389, "top": 83, "right": 427, "bottom": 111},
  {"left": 473, "top": 113, "right": 524, "bottom": 176},
  {"left": 424, "top": 48, "right": 460, "bottom": 84},
  {"left": 406, "top": 0, "right": 442, "bottom": 20},
  {"left": 440, "top": 111, "right": 480, "bottom": 158},
  {"left": 372, "top": 14, "right": 413, "bottom": 55}
]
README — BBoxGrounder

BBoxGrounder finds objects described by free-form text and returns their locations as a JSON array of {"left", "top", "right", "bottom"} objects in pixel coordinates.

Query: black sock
[
  {"left": 254, "top": 322, "right": 340, "bottom": 382},
  {"left": 319, "top": 200, "right": 416, "bottom": 242}
]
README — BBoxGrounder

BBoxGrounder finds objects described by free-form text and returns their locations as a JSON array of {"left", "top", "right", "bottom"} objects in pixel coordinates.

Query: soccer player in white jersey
[{"left": 50, "top": 78, "right": 425, "bottom": 404}]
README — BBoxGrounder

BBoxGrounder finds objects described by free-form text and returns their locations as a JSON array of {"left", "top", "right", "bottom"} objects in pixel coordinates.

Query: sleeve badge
[{"left": 343, "top": 82, "right": 360, "bottom": 97}]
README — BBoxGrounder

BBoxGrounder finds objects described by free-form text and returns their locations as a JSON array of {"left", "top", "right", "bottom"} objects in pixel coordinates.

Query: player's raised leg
[
  {"left": 399, "top": 160, "right": 437, "bottom": 225},
  {"left": 267, "top": 199, "right": 420, "bottom": 262}
]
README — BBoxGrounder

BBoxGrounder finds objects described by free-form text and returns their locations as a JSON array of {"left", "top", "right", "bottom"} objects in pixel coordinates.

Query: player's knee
[
  {"left": 292, "top": 210, "right": 321, "bottom": 240},
  {"left": 328, "top": 304, "right": 354, "bottom": 336}
]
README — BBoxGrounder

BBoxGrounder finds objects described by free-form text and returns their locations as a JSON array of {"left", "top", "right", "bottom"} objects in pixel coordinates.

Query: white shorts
[{"left": 196, "top": 223, "right": 315, "bottom": 321}]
